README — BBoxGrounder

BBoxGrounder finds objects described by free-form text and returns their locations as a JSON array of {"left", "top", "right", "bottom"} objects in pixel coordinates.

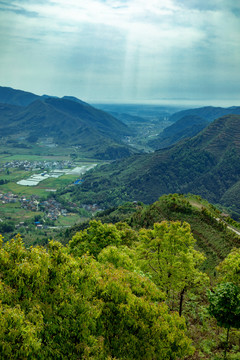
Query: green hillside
[
  {"left": 148, "top": 106, "right": 240, "bottom": 150},
  {"left": 169, "top": 105, "right": 240, "bottom": 123},
  {"left": 0, "top": 87, "right": 138, "bottom": 160},
  {"left": 148, "top": 115, "right": 209, "bottom": 149},
  {"left": 67, "top": 114, "right": 240, "bottom": 216},
  {"left": 1, "top": 194, "right": 240, "bottom": 359},
  {"left": 63, "top": 194, "right": 240, "bottom": 272}
]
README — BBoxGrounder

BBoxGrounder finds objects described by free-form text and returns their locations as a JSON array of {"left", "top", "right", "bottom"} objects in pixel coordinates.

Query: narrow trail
[{"left": 190, "top": 200, "right": 240, "bottom": 237}]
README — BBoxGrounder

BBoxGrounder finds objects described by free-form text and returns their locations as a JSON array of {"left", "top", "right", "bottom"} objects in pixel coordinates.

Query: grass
[
  {"left": 0, "top": 182, "right": 50, "bottom": 198},
  {"left": 0, "top": 143, "right": 107, "bottom": 164},
  {"left": 37, "top": 174, "right": 77, "bottom": 188},
  {"left": 55, "top": 214, "right": 88, "bottom": 227},
  {"left": 0, "top": 154, "right": 69, "bottom": 162},
  {"left": 0, "top": 164, "right": 97, "bottom": 198},
  {"left": 0, "top": 143, "right": 73, "bottom": 159},
  {"left": 0, "top": 203, "right": 42, "bottom": 222}
]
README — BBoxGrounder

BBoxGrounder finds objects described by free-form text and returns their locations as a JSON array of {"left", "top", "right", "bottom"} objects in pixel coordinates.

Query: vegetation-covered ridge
[
  {"left": 1, "top": 196, "right": 240, "bottom": 359},
  {"left": 67, "top": 114, "right": 240, "bottom": 217},
  {"left": 64, "top": 194, "right": 240, "bottom": 272},
  {"left": 148, "top": 106, "right": 240, "bottom": 150},
  {"left": 0, "top": 86, "right": 138, "bottom": 160}
]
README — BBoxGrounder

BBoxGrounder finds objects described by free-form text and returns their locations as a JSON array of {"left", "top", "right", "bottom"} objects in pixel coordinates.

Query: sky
[{"left": 0, "top": 0, "right": 240, "bottom": 104}]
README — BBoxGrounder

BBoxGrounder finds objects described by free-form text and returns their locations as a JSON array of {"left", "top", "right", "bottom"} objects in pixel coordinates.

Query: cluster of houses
[
  {"left": 0, "top": 192, "right": 18, "bottom": 203},
  {"left": 20, "top": 196, "right": 68, "bottom": 221},
  {"left": 40, "top": 199, "right": 68, "bottom": 221},
  {"left": 0, "top": 192, "right": 68, "bottom": 224},
  {"left": 1, "top": 160, "right": 74, "bottom": 172}
]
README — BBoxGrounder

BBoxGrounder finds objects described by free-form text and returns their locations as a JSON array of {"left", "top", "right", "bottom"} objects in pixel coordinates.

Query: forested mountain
[
  {"left": 169, "top": 105, "right": 240, "bottom": 123},
  {"left": 148, "top": 115, "right": 209, "bottom": 149},
  {"left": 68, "top": 114, "right": 240, "bottom": 215},
  {"left": 0, "top": 87, "right": 137, "bottom": 159},
  {"left": 149, "top": 106, "right": 240, "bottom": 150},
  {"left": 64, "top": 194, "right": 240, "bottom": 272},
  {"left": 1, "top": 195, "right": 240, "bottom": 359}
]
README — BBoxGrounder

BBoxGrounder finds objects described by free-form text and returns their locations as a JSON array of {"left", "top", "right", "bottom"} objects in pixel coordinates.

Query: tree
[
  {"left": 68, "top": 220, "right": 138, "bottom": 258},
  {"left": 68, "top": 220, "right": 122, "bottom": 258},
  {"left": 93, "top": 264, "right": 194, "bottom": 360},
  {"left": 208, "top": 282, "right": 240, "bottom": 359},
  {"left": 0, "top": 234, "right": 194, "bottom": 359},
  {"left": 137, "top": 221, "right": 208, "bottom": 315},
  {"left": 98, "top": 245, "right": 137, "bottom": 271},
  {"left": 216, "top": 247, "right": 240, "bottom": 285}
]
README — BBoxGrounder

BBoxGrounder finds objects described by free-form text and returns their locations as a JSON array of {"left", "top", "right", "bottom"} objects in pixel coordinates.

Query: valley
[
  {"left": 1, "top": 86, "right": 240, "bottom": 238},
  {"left": 0, "top": 86, "right": 240, "bottom": 360}
]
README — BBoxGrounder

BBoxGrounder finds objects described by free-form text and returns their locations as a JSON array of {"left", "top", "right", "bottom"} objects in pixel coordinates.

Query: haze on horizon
[{"left": 0, "top": 0, "right": 240, "bottom": 105}]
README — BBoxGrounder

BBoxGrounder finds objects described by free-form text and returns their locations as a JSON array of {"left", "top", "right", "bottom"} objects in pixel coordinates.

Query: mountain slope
[
  {"left": 0, "top": 103, "right": 23, "bottom": 127},
  {"left": 69, "top": 114, "right": 240, "bottom": 215},
  {"left": 148, "top": 106, "right": 240, "bottom": 150},
  {"left": 63, "top": 194, "right": 240, "bottom": 272},
  {"left": 169, "top": 106, "right": 240, "bottom": 123},
  {"left": 0, "top": 89, "right": 137, "bottom": 159},
  {"left": 149, "top": 115, "right": 209, "bottom": 149},
  {"left": 0, "top": 86, "right": 40, "bottom": 106}
]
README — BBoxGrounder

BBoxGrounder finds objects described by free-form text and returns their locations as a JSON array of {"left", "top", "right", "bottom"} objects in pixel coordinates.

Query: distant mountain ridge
[
  {"left": 0, "top": 86, "right": 137, "bottom": 159},
  {"left": 0, "top": 86, "right": 39, "bottom": 106},
  {"left": 149, "top": 106, "right": 240, "bottom": 150},
  {"left": 149, "top": 115, "right": 209, "bottom": 149},
  {"left": 169, "top": 105, "right": 240, "bottom": 123},
  {"left": 71, "top": 114, "right": 240, "bottom": 216}
]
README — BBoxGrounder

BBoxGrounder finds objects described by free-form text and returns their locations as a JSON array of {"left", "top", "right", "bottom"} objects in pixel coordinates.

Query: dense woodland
[{"left": 1, "top": 194, "right": 240, "bottom": 359}]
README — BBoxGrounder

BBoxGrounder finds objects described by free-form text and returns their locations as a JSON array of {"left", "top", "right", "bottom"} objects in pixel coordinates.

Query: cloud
[
  {"left": 0, "top": 1, "right": 39, "bottom": 17},
  {"left": 0, "top": 0, "right": 239, "bottom": 103}
]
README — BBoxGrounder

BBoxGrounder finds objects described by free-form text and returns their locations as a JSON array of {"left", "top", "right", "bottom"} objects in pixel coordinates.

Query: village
[
  {"left": 1, "top": 159, "right": 75, "bottom": 172},
  {"left": 0, "top": 159, "right": 101, "bottom": 230},
  {"left": 0, "top": 191, "right": 68, "bottom": 225},
  {"left": 0, "top": 191, "right": 103, "bottom": 230}
]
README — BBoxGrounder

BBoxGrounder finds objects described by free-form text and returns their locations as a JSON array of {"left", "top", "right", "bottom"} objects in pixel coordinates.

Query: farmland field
[{"left": 0, "top": 202, "right": 42, "bottom": 222}]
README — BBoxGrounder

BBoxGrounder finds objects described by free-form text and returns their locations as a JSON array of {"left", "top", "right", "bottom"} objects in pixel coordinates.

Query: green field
[
  {"left": 0, "top": 173, "right": 82, "bottom": 197},
  {"left": 0, "top": 154, "right": 71, "bottom": 162},
  {"left": 0, "top": 143, "right": 107, "bottom": 163},
  {"left": 55, "top": 214, "right": 89, "bottom": 227},
  {"left": 0, "top": 202, "right": 42, "bottom": 222}
]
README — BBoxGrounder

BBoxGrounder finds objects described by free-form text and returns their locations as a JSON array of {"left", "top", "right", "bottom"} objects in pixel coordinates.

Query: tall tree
[
  {"left": 208, "top": 282, "right": 240, "bottom": 360},
  {"left": 137, "top": 221, "right": 208, "bottom": 315}
]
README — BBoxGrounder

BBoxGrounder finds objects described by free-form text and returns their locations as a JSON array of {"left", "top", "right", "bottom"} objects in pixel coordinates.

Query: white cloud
[{"left": 0, "top": 0, "right": 240, "bottom": 102}]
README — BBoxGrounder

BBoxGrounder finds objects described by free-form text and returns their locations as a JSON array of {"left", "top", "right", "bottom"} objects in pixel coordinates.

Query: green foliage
[
  {"left": 93, "top": 265, "right": 193, "bottom": 360},
  {"left": 0, "top": 221, "right": 15, "bottom": 233},
  {"left": 98, "top": 245, "right": 137, "bottom": 271},
  {"left": 69, "top": 220, "right": 122, "bottom": 257},
  {"left": 208, "top": 282, "right": 240, "bottom": 359},
  {"left": 137, "top": 221, "right": 209, "bottom": 314},
  {"left": 128, "top": 194, "right": 240, "bottom": 273},
  {"left": 0, "top": 303, "right": 42, "bottom": 358},
  {"left": 216, "top": 248, "right": 240, "bottom": 285},
  {"left": 158, "top": 194, "right": 193, "bottom": 214},
  {"left": 0, "top": 234, "right": 194, "bottom": 359},
  {"left": 208, "top": 282, "right": 240, "bottom": 330},
  {"left": 69, "top": 220, "right": 138, "bottom": 258}
]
